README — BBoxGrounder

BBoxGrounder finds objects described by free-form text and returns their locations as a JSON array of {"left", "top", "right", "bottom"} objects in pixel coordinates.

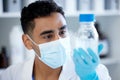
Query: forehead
[{"left": 33, "top": 13, "right": 66, "bottom": 33}]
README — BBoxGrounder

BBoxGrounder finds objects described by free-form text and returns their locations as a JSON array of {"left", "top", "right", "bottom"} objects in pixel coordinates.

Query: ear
[{"left": 22, "top": 34, "right": 33, "bottom": 50}]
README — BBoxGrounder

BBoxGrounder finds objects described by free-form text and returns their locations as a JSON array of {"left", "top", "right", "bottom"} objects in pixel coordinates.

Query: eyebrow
[
  {"left": 59, "top": 25, "right": 67, "bottom": 30},
  {"left": 40, "top": 30, "right": 54, "bottom": 36},
  {"left": 40, "top": 25, "right": 67, "bottom": 36}
]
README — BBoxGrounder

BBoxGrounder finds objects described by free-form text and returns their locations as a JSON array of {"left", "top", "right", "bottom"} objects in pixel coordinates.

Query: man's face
[
  {"left": 32, "top": 12, "right": 67, "bottom": 44},
  {"left": 22, "top": 12, "right": 68, "bottom": 54}
]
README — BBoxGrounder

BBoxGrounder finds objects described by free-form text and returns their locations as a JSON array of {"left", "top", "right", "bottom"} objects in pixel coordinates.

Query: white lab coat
[{"left": 0, "top": 54, "right": 111, "bottom": 80}]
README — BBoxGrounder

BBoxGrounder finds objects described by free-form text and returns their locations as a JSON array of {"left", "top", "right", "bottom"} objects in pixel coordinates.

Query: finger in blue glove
[{"left": 98, "top": 44, "right": 103, "bottom": 54}]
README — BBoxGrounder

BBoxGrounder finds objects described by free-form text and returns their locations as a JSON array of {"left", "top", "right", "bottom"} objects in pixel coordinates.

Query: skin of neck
[{"left": 33, "top": 56, "right": 62, "bottom": 80}]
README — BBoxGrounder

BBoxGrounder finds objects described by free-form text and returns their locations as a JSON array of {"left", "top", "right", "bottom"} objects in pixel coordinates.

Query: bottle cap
[{"left": 79, "top": 14, "right": 95, "bottom": 22}]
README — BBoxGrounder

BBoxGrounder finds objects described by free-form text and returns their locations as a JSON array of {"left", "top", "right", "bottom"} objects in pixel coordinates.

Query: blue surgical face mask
[{"left": 27, "top": 35, "right": 71, "bottom": 69}]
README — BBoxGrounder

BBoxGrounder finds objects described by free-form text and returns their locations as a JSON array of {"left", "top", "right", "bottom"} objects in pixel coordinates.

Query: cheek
[
  {"left": 39, "top": 39, "right": 48, "bottom": 44},
  {"left": 33, "top": 44, "right": 41, "bottom": 56},
  {"left": 32, "top": 27, "right": 50, "bottom": 44}
]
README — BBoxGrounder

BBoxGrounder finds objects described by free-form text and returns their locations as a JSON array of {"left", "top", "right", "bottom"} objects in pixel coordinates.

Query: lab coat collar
[{"left": 22, "top": 54, "right": 35, "bottom": 80}]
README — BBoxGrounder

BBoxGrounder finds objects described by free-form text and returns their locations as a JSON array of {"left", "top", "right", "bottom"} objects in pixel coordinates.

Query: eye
[
  {"left": 42, "top": 34, "right": 53, "bottom": 40},
  {"left": 59, "top": 30, "right": 67, "bottom": 37}
]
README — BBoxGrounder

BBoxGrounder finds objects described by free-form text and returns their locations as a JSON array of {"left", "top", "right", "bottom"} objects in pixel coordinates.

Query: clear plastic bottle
[{"left": 75, "top": 14, "right": 98, "bottom": 54}]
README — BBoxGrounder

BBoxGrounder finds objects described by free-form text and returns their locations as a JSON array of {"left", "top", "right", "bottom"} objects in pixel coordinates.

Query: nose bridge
[{"left": 54, "top": 32, "right": 61, "bottom": 40}]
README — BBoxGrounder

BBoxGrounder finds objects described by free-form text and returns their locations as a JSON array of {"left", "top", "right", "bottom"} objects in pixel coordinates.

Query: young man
[{"left": 0, "top": 0, "right": 111, "bottom": 80}]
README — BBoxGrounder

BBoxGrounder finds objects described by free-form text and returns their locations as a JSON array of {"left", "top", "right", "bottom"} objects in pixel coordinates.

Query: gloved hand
[{"left": 73, "top": 44, "right": 103, "bottom": 80}]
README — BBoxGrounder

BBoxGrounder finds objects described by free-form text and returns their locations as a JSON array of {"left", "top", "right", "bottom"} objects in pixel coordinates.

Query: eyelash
[
  {"left": 59, "top": 30, "right": 66, "bottom": 36},
  {"left": 43, "top": 34, "right": 53, "bottom": 39},
  {"left": 42, "top": 30, "right": 67, "bottom": 40}
]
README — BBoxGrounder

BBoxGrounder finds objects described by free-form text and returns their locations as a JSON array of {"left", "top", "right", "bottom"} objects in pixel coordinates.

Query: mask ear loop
[
  {"left": 26, "top": 35, "right": 38, "bottom": 46},
  {"left": 26, "top": 35, "right": 41, "bottom": 58}
]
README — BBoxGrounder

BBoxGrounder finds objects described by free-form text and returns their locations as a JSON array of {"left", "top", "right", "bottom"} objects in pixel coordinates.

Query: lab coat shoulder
[
  {"left": 0, "top": 63, "right": 24, "bottom": 80},
  {"left": 0, "top": 56, "right": 34, "bottom": 80},
  {"left": 96, "top": 64, "right": 111, "bottom": 80}
]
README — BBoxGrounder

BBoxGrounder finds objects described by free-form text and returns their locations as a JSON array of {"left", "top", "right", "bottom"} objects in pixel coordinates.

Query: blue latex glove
[{"left": 73, "top": 44, "right": 103, "bottom": 80}]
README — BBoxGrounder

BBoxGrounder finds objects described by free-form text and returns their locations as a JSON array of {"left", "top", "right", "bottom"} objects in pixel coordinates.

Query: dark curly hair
[{"left": 20, "top": 0, "right": 64, "bottom": 36}]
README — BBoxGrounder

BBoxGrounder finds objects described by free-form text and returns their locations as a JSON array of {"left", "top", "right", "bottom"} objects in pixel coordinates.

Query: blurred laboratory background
[{"left": 0, "top": 0, "right": 120, "bottom": 80}]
